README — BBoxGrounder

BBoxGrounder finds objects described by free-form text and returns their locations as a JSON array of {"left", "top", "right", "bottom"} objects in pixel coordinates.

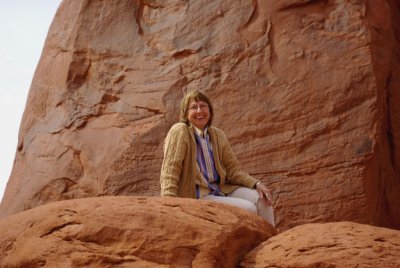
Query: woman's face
[{"left": 187, "top": 99, "right": 210, "bottom": 130}]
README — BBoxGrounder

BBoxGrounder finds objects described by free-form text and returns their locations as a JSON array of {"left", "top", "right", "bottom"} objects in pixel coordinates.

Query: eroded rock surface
[
  {"left": 1, "top": 0, "right": 399, "bottom": 230},
  {"left": 241, "top": 222, "right": 400, "bottom": 268},
  {"left": 0, "top": 196, "right": 274, "bottom": 267}
]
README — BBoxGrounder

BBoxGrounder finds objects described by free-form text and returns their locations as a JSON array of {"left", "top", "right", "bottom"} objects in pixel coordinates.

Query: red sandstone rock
[
  {"left": 241, "top": 221, "right": 400, "bottom": 268},
  {"left": 0, "top": 196, "right": 274, "bottom": 267},
  {"left": 1, "top": 0, "right": 399, "bottom": 231}
]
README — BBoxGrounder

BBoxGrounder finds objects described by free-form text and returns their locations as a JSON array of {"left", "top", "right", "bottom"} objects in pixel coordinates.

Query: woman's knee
[
  {"left": 234, "top": 199, "right": 257, "bottom": 213},
  {"left": 203, "top": 194, "right": 257, "bottom": 213},
  {"left": 229, "top": 187, "right": 259, "bottom": 204}
]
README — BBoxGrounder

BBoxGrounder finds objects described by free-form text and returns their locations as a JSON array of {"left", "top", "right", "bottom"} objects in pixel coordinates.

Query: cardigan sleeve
[
  {"left": 160, "top": 125, "right": 188, "bottom": 197},
  {"left": 219, "top": 130, "right": 258, "bottom": 188}
]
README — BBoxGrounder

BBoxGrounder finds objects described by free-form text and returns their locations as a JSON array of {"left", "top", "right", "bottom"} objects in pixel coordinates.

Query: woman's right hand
[{"left": 255, "top": 182, "right": 273, "bottom": 206}]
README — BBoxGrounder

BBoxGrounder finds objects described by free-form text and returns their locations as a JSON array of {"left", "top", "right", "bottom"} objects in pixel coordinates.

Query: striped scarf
[{"left": 194, "top": 127, "right": 224, "bottom": 198}]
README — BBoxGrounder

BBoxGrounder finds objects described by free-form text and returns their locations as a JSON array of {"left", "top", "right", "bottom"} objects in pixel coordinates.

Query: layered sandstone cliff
[{"left": 1, "top": 0, "right": 399, "bottom": 232}]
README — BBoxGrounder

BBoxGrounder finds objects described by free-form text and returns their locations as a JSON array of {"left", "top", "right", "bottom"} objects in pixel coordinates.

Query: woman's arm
[
  {"left": 219, "top": 131, "right": 257, "bottom": 188},
  {"left": 160, "top": 125, "right": 188, "bottom": 197},
  {"left": 220, "top": 131, "right": 273, "bottom": 205}
]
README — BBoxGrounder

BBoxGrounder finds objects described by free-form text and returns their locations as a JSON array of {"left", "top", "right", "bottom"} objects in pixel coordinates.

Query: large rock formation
[
  {"left": 1, "top": 0, "right": 399, "bottom": 231},
  {"left": 0, "top": 197, "right": 274, "bottom": 267},
  {"left": 1, "top": 198, "right": 399, "bottom": 267},
  {"left": 241, "top": 222, "right": 400, "bottom": 267}
]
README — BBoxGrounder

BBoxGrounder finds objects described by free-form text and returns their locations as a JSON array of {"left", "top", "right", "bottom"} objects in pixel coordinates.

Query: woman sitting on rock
[{"left": 160, "top": 90, "right": 275, "bottom": 226}]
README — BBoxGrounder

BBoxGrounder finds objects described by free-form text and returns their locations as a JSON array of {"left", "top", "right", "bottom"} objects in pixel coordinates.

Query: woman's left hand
[{"left": 255, "top": 182, "right": 273, "bottom": 206}]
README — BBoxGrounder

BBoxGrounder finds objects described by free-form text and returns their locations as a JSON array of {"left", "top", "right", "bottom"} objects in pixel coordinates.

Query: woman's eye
[{"left": 189, "top": 104, "right": 208, "bottom": 111}]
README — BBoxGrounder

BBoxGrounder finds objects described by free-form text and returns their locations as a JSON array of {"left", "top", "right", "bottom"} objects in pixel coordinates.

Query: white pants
[{"left": 202, "top": 187, "right": 275, "bottom": 227}]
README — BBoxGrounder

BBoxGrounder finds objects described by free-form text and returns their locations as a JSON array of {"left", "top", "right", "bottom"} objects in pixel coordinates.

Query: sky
[{"left": 0, "top": 1, "right": 62, "bottom": 202}]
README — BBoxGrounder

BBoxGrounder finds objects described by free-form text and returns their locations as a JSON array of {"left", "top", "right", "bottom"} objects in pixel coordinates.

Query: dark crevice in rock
[
  {"left": 40, "top": 221, "right": 80, "bottom": 238},
  {"left": 100, "top": 93, "right": 120, "bottom": 104},
  {"left": 277, "top": 0, "right": 328, "bottom": 11},
  {"left": 298, "top": 243, "right": 339, "bottom": 252},
  {"left": 66, "top": 52, "right": 91, "bottom": 92},
  {"left": 239, "top": 0, "right": 257, "bottom": 30},
  {"left": 267, "top": 19, "right": 278, "bottom": 75},
  {"left": 135, "top": 3, "right": 144, "bottom": 35},
  {"left": 385, "top": 73, "right": 397, "bottom": 173},
  {"left": 135, "top": 105, "right": 162, "bottom": 114},
  {"left": 172, "top": 48, "right": 200, "bottom": 59}
]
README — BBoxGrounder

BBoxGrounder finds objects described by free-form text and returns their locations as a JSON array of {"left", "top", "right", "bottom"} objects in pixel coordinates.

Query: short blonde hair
[{"left": 179, "top": 90, "right": 214, "bottom": 126}]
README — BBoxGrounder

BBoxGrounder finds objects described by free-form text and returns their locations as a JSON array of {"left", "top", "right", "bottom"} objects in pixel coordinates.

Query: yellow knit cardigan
[{"left": 160, "top": 123, "right": 258, "bottom": 198}]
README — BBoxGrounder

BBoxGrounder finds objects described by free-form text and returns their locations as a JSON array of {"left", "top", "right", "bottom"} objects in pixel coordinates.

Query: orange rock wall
[
  {"left": 1, "top": 0, "right": 399, "bottom": 229},
  {"left": 363, "top": 0, "right": 400, "bottom": 229}
]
